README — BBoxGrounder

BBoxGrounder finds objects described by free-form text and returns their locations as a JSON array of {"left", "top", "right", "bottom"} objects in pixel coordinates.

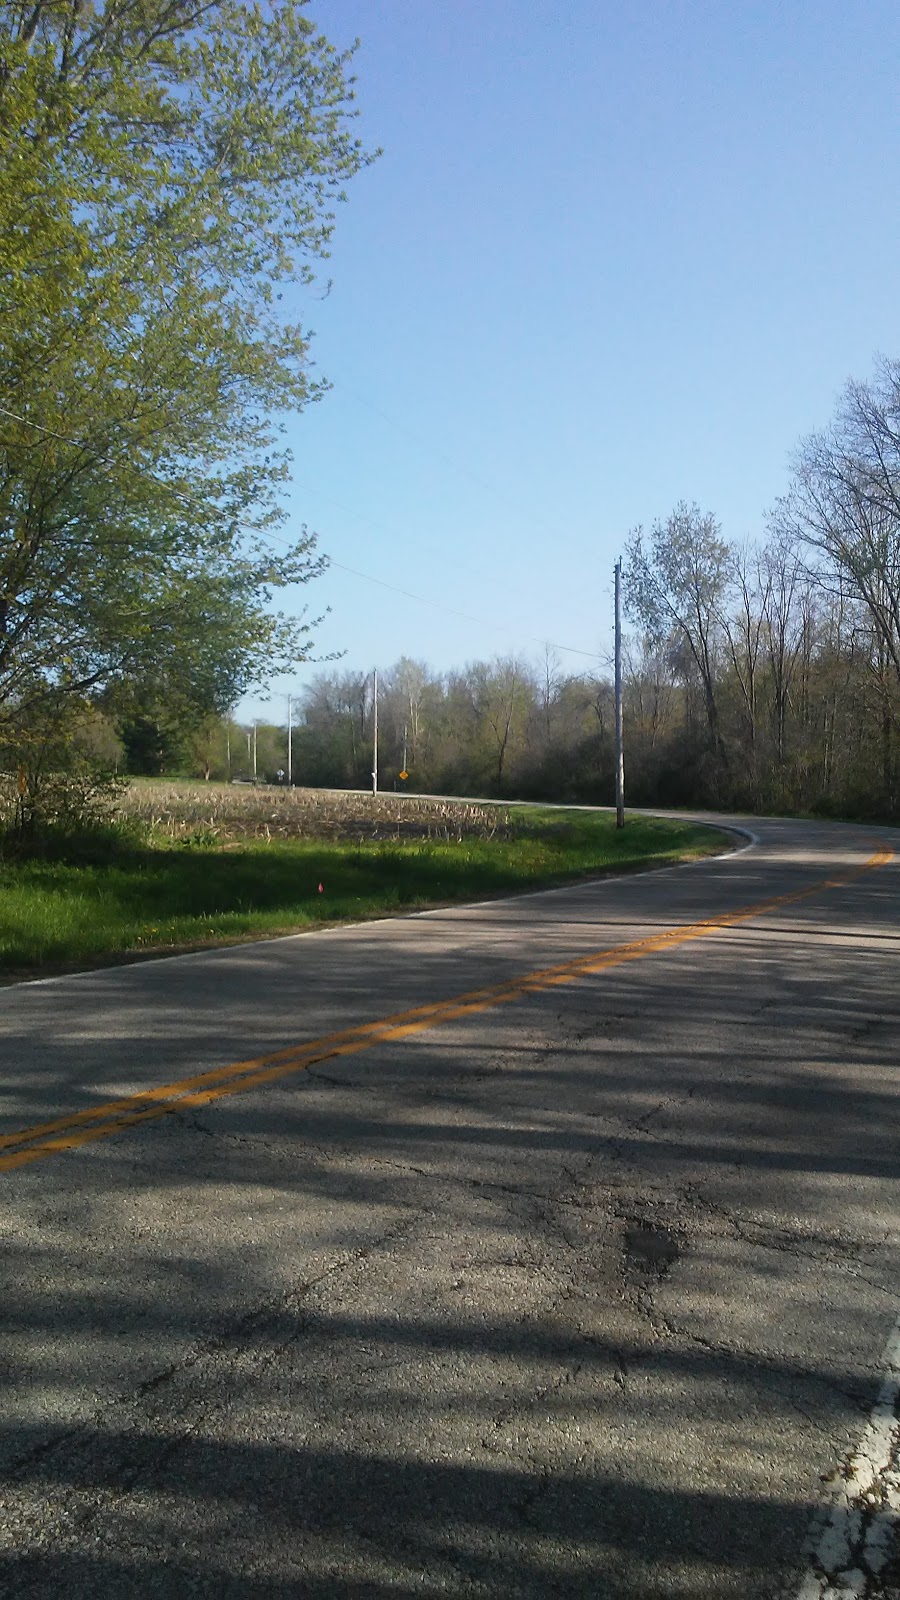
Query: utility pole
[
  {"left": 287, "top": 694, "right": 292, "bottom": 787},
  {"left": 252, "top": 720, "right": 258, "bottom": 783},
  {"left": 371, "top": 668, "right": 378, "bottom": 795},
  {"left": 614, "top": 557, "right": 625, "bottom": 828}
]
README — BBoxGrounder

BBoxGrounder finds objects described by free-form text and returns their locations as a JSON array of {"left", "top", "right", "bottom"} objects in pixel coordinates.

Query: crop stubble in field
[
  {"left": 0, "top": 784, "right": 727, "bottom": 975},
  {"left": 121, "top": 781, "right": 512, "bottom": 843}
]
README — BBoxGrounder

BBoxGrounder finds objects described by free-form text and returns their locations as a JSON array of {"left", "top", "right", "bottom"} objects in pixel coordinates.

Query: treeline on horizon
[
  {"left": 112, "top": 355, "right": 900, "bottom": 823},
  {"left": 126, "top": 582, "right": 892, "bottom": 819}
]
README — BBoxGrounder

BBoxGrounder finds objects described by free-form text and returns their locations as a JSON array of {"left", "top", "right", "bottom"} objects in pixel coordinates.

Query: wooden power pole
[{"left": 614, "top": 558, "right": 625, "bottom": 828}]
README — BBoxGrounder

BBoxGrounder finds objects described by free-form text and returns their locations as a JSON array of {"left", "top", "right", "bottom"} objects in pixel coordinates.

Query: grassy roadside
[{"left": 0, "top": 807, "right": 732, "bottom": 979}]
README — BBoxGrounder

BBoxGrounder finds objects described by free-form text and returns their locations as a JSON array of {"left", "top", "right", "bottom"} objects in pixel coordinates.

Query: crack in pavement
[{"left": 2, "top": 1209, "right": 422, "bottom": 1488}]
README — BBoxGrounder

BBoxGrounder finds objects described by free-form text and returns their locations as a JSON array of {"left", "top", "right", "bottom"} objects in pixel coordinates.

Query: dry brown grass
[{"left": 121, "top": 780, "right": 512, "bottom": 843}]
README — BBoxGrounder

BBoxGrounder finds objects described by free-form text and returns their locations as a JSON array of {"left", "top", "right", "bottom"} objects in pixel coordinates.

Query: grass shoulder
[{"left": 0, "top": 789, "right": 732, "bottom": 981}]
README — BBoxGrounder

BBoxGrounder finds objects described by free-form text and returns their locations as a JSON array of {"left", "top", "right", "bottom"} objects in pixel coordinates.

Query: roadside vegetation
[{"left": 0, "top": 783, "right": 728, "bottom": 976}]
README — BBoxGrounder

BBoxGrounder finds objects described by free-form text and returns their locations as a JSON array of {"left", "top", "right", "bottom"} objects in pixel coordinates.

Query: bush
[
  {"left": 0, "top": 700, "right": 130, "bottom": 853},
  {"left": 0, "top": 758, "right": 143, "bottom": 862}
]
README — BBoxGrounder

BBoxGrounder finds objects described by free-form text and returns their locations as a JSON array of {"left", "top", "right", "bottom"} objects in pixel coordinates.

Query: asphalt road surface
[{"left": 0, "top": 813, "right": 899, "bottom": 1600}]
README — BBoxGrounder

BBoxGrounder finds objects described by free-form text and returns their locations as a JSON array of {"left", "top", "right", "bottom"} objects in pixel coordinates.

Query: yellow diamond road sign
[{"left": 399, "top": 770, "right": 409, "bottom": 780}]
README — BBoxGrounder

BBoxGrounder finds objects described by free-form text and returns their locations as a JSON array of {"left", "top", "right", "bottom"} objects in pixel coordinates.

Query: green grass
[{"left": 0, "top": 809, "right": 731, "bottom": 976}]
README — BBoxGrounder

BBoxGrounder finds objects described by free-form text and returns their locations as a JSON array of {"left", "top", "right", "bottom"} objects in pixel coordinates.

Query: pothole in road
[{"left": 623, "top": 1219, "right": 681, "bottom": 1280}]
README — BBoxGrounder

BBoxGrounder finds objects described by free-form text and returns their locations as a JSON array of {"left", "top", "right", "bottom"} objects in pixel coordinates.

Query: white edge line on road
[
  {"left": 0, "top": 819, "right": 759, "bottom": 994},
  {"left": 793, "top": 1316, "right": 900, "bottom": 1598}
]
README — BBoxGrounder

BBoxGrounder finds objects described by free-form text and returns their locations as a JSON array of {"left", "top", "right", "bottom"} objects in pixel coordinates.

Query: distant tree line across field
[
  {"left": 83, "top": 355, "right": 900, "bottom": 822},
  {"left": 100, "top": 355, "right": 900, "bottom": 822},
  {"left": 106, "top": 581, "right": 894, "bottom": 819}
]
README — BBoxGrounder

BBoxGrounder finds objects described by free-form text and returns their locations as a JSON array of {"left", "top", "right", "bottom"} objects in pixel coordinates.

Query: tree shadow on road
[{"left": 2, "top": 860, "right": 899, "bottom": 1598}]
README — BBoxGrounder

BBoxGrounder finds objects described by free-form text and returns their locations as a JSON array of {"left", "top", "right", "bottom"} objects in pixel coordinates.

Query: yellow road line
[{"left": 0, "top": 846, "right": 892, "bottom": 1175}]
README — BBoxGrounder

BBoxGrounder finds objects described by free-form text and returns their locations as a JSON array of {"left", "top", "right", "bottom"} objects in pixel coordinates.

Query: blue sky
[{"left": 242, "top": 0, "right": 900, "bottom": 719}]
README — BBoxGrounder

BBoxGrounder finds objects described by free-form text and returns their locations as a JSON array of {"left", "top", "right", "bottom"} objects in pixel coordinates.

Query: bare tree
[
  {"left": 624, "top": 503, "right": 733, "bottom": 773},
  {"left": 388, "top": 657, "right": 432, "bottom": 768},
  {"left": 469, "top": 657, "right": 533, "bottom": 793},
  {"left": 539, "top": 645, "right": 562, "bottom": 748},
  {"left": 776, "top": 360, "right": 900, "bottom": 694}
]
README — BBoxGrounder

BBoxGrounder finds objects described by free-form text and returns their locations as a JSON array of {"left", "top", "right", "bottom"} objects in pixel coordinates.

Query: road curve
[{"left": 0, "top": 812, "right": 898, "bottom": 1599}]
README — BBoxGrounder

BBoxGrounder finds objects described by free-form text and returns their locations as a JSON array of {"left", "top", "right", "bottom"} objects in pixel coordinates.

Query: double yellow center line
[{"left": 0, "top": 847, "right": 892, "bottom": 1175}]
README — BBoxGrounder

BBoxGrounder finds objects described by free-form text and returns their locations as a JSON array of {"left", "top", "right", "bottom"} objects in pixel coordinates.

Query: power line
[
  {"left": 328, "top": 559, "right": 605, "bottom": 663},
  {"left": 0, "top": 403, "right": 606, "bottom": 665},
  {"left": 0, "top": 404, "right": 277, "bottom": 537},
  {"left": 292, "top": 472, "right": 545, "bottom": 600},
  {"left": 327, "top": 370, "right": 566, "bottom": 543},
  {"left": 286, "top": 473, "right": 606, "bottom": 659}
]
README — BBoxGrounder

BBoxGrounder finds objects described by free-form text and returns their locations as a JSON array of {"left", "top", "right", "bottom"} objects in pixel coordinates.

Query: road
[{"left": 0, "top": 812, "right": 898, "bottom": 1599}]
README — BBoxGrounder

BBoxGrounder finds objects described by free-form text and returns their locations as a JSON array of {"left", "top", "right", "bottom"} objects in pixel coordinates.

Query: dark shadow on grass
[{"left": 0, "top": 813, "right": 730, "bottom": 976}]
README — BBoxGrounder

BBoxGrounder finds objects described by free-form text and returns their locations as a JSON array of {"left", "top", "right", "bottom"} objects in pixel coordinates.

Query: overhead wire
[
  {"left": 291, "top": 368, "right": 611, "bottom": 655},
  {"left": 326, "top": 369, "right": 567, "bottom": 544},
  {"left": 0, "top": 404, "right": 280, "bottom": 538},
  {"left": 327, "top": 559, "right": 605, "bottom": 662},
  {"left": 0, "top": 403, "right": 606, "bottom": 664}
]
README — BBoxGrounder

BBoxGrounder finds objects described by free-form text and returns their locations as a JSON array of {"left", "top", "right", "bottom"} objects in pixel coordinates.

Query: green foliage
[
  {"left": 289, "top": 656, "right": 608, "bottom": 801},
  {"left": 285, "top": 537, "right": 900, "bottom": 820},
  {"left": 119, "top": 711, "right": 189, "bottom": 777},
  {"left": 0, "top": 697, "right": 136, "bottom": 858},
  {"left": 175, "top": 828, "right": 221, "bottom": 850},
  {"left": 0, "top": 0, "right": 373, "bottom": 737}
]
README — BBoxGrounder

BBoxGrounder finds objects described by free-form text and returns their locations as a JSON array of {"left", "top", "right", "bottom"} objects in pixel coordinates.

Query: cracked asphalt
[{"left": 0, "top": 813, "right": 899, "bottom": 1598}]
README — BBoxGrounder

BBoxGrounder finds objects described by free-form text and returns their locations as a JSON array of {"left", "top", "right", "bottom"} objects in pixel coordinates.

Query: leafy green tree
[
  {"left": 120, "top": 712, "right": 187, "bottom": 778},
  {"left": 0, "top": 0, "right": 372, "bottom": 742}
]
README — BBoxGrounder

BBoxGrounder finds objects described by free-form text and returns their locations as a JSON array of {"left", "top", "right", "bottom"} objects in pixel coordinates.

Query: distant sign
[{"left": 399, "top": 770, "right": 409, "bottom": 781}]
